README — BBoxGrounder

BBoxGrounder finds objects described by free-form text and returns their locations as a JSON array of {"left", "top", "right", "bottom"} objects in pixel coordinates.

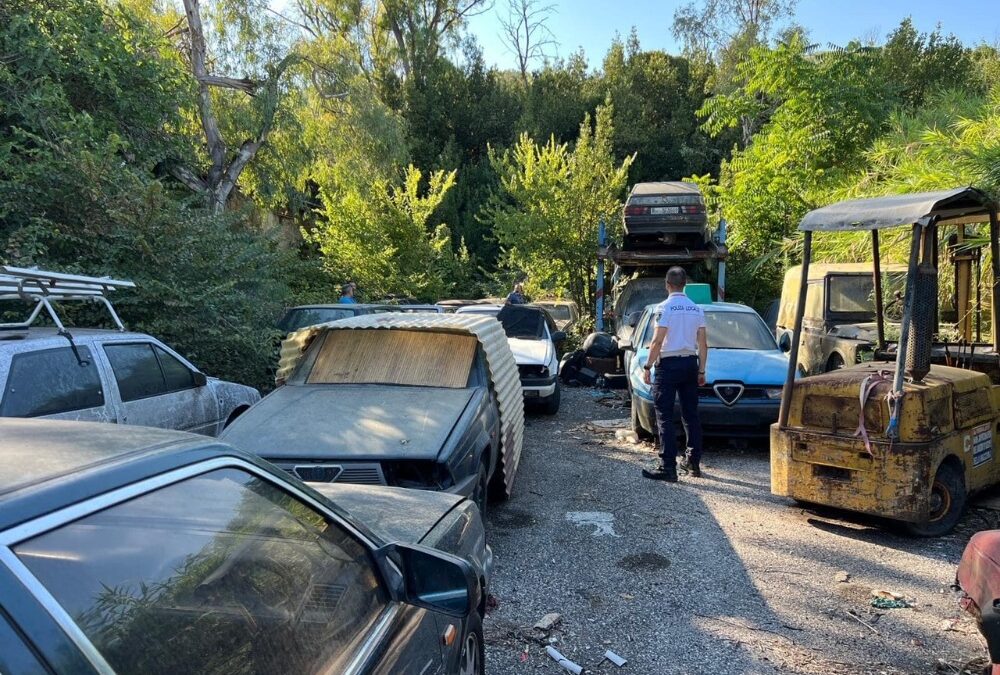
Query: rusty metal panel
[
  {"left": 275, "top": 313, "right": 525, "bottom": 498},
  {"left": 799, "top": 187, "right": 994, "bottom": 232}
]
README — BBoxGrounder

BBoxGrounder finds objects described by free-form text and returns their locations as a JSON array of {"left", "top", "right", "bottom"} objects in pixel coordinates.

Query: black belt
[{"left": 659, "top": 354, "right": 697, "bottom": 360}]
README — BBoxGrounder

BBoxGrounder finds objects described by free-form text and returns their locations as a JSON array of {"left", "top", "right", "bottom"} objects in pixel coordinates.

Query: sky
[{"left": 465, "top": 0, "right": 1000, "bottom": 70}]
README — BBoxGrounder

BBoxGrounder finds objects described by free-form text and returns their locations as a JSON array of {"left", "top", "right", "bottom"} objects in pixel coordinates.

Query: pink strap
[{"left": 854, "top": 371, "right": 891, "bottom": 455}]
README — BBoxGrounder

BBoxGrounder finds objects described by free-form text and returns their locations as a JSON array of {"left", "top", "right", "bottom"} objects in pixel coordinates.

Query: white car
[{"left": 456, "top": 304, "right": 565, "bottom": 413}]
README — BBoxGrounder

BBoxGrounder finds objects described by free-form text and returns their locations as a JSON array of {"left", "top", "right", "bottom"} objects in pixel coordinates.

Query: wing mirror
[
  {"left": 192, "top": 371, "right": 208, "bottom": 387},
  {"left": 374, "top": 543, "right": 476, "bottom": 618},
  {"left": 778, "top": 333, "right": 792, "bottom": 353},
  {"left": 618, "top": 338, "right": 634, "bottom": 352},
  {"left": 551, "top": 330, "right": 567, "bottom": 343}
]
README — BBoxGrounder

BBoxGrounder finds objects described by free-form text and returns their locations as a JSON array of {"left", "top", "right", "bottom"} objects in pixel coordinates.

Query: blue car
[{"left": 626, "top": 299, "right": 789, "bottom": 440}]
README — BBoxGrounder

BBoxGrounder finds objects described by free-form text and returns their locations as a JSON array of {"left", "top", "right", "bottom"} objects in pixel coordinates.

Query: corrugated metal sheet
[{"left": 274, "top": 313, "right": 526, "bottom": 498}]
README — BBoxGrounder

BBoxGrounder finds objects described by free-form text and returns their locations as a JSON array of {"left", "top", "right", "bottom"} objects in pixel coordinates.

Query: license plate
[{"left": 650, "top": 206, "right": 679, "bottom": 215}]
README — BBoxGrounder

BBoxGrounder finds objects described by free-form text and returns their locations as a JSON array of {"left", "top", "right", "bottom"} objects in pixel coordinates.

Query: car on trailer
[
  {"left": 224, "top": 313, "right": 525, "bottom": 515},
  {"left": 0, "top": 267, "right": 259, "bottom": 435},
  {"left": 772, "top": 187, "right": 1000, "bottom": 536},
  {"left": 623, "top": 181, "right": 709, "bottom": 249},
  {"left": 623, "top": 288, "right": 788, "bottom": 441},
  {"left": 0, "top": 418, "right": 490, "bottom": 675}
]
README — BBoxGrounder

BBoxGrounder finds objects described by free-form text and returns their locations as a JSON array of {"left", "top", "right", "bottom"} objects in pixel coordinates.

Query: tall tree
[
  {"left": 173, "top": 0, "right": 300, "bottom": 213},
  {"left": 672, "top": 0, "right": 797, "bottom": 55},
  {"left": 499, "top": 0, "right": 557, "bottom": 84},
  {"left": 382, "top": 0, "right": 490, "bottom": 81}
]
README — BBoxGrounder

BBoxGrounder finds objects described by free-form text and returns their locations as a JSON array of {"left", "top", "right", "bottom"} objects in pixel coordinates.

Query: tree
[
  {"left": 382, "top": 0, "right": 490, "bottom": 81},
  {"left": 172, "top": 0, "right": 301, "bottom": 213},
  {"left": 485, "top": 100, "right": 633, "bottom": 310},
  {"left": 672, "top": 0, "right": 797, "bottom": 56},
  {"left": 499, "top": 0, "right": 557, "bottom": 84}
]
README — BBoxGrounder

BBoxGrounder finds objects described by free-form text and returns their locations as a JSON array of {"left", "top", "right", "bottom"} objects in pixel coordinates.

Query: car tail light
[
  {"left": 680, "top": 205, "right": 705, "bottom": 214},
  {"left": 625, "top": 206, "right": 648, "bottom": 216}
]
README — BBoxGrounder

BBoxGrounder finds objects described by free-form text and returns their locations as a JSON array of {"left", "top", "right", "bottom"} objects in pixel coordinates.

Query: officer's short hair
[{"left": 666, "top": 267, "right": 687, "bottom": 288}]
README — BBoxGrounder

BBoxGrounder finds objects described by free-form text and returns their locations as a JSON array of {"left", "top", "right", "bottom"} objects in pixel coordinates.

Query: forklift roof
[{"left": 799, "top": 187, "right": 996, "bottom": 232}]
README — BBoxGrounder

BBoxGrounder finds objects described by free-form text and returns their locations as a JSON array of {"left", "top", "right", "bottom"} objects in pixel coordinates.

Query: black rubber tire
[
  {"left": 487, "top": 463, "right": 510, "bottom": 503},
  {"left": 541, "top": 383, "right": 561, "bottom": 415},
  {"left": 457, "top": 611, "right": 485, "bottom": 675},
  {"left": 630, "top": 394, "right": 654, "bottom": 441},
  {"left": 826, "top": 353, "right": 845, "bottom": 372},
  {"left": 904, "top": 462, "right": 966, "bottom": 537},
  {"left": 472, "top": 461, "right": 489, "bottom": 520}
]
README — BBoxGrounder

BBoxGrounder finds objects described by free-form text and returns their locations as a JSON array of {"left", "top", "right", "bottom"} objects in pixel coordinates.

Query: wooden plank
[{"left": 307, "top": 329, "right": 477, "bottom": 388}]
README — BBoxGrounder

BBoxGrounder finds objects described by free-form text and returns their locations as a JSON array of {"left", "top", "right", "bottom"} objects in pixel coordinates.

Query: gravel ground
[{"left": 484, "top": 387, "right": 991, "bottom": 675}]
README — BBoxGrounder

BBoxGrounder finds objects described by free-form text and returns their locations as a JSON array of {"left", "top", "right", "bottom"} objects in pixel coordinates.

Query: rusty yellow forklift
[{"left": 771, "top": 187, "right": 1000, "bottom": 536}]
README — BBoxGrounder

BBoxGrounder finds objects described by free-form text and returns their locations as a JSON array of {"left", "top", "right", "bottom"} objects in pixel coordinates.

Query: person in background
[
  {"left": 640, "top": 266, "right": 708, "bottom": 482},
  {"left": 339, "top": 282, "right": 357, "bottom": 304},
  {"left": 505, "top": 282, "right": 527, "bottom": 305}
]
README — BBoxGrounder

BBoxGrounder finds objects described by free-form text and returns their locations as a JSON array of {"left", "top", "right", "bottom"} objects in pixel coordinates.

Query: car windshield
[
  {"left": 541, "top": 305, "right": 572, "bottom": 320},
  {"left": 642, "top": 309, "right": 776, "bottom": 351},
  {"left": 827, "top": 273, "right": 907, "bottom": 320},
  {"left": 497, "top": 306, "right": 546, "bottom": 340},
  {"left": 279, "top": 307, "right": 357, "bottom": 332}
]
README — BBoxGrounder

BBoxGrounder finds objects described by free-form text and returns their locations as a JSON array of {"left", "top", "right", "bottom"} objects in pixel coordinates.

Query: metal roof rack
[{"left": 0, "top": 266, "right": 135, "bottom": 333}]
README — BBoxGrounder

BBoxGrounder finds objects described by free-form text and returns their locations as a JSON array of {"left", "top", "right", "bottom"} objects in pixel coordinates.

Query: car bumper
[
  {"left": 521, "top": 375, "right": 557, "bottom": 398},
  {"left": 633, "top": 393, "right": 779, "bottom": 437}
]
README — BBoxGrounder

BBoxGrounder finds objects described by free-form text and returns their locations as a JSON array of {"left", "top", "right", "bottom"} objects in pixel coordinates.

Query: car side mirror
[
  {"left": 778, "top": 333, "right": 792, "bottom": 353},
  {"left": 618, "top": 338, "right": 634, "bottom": 352},
  {"left": 551, "top": 331, "right": 567, "bottom": 343},
  {"left": 374, "top": 543, "right": 476, "bottom": 618},
  {"left": 192, "top": 371, "right": 208, "bottom": 387}
]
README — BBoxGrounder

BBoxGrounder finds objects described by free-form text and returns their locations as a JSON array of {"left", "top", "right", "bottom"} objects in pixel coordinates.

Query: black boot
[
  {"left": 678, "top": 453, "right": 701, "bottom": 478},
  {"left": 642, "top": 462, "right": 678, "bottom": 482}
]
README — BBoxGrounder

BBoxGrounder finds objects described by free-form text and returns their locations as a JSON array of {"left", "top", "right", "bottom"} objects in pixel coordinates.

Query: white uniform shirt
[{"left": 656, "top": 292, "right": 706, "bottom": 357}]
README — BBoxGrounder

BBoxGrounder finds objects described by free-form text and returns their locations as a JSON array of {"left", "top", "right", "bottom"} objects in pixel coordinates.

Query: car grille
[
  {"left": 518, "top": 364, "right": 548, "bottom": 378},
  {"left": 276, "top": 461, "right": 387, "bottom": 486},
  {"left": 697, "top": 386, "right": 768, "bottom": 401}
]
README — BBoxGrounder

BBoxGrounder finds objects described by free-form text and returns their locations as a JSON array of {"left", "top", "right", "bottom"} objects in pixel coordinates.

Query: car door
[
  {"left": 3, "top": 463, "right": 444, "bottom": 675},
  {"left": 100, "top": 340, "right": 220, "bottom": 434},
  {"left": 0, "top": 345, "right": 119, "bottom": 423}
]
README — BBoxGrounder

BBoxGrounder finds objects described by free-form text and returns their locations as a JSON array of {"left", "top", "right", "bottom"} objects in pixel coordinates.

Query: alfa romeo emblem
[{"left": 713, "top": 383, "right": 745, "bottom": 406}]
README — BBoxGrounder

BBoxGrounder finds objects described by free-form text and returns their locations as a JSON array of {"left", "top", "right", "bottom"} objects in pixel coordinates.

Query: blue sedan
[{"left": 627, "top": 300, "right": 789, "bottom": 440}]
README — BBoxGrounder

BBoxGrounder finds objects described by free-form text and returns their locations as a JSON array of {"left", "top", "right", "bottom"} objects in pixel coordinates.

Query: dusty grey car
[{"left": 0, "top": 328, "right": 259, "bottom": 435}]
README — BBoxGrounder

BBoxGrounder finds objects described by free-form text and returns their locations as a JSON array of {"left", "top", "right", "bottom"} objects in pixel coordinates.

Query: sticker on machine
[{"left": 972, "top": 423, "right": 993, "bottom": 467}]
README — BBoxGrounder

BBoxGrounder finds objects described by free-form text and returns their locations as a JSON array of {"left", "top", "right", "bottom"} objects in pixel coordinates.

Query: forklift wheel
[{"left": 905, "top": 462, "right": 966, "bottom": 537}]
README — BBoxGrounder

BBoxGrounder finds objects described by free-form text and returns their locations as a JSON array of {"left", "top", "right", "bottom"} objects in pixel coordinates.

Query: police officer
[{"left": 641, "top": 267, "right": 708, "bottom": 482}]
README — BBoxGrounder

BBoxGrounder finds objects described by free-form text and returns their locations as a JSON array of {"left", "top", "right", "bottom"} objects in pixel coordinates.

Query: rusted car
[
  {"left": 957, "top": 530, "right": 1000, "bottom": 674},
  {"left": 623, "top": 181, "right": 709, "bottom": 249},
  {"left": 772, "top": 187, "right": 1000, "bottom": 536},
  {"left": 775, "top": 263, "right": 907, "bottom": 375}
]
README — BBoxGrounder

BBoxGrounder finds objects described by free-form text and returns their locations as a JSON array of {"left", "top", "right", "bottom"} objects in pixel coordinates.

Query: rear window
[
  {"left": 279, "top": 308, "right": 358, "bottom": 332},
  {"left": 542, "top": 305, "right": 572, "bottom": 320},
  {"left": 307, "top": 329, "right": 477, "bottom": 388},
  {"left": 1, "top": 346, "right": 103, "bottom": 417}
]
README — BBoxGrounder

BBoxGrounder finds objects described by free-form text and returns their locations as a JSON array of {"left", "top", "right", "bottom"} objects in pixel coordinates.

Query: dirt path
[{"left": 484, "top": 387, "right": 989, "bottom": 674}]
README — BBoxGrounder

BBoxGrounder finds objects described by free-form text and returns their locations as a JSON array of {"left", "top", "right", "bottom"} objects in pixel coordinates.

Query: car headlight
[{"left": 765, "top": 388, "right": 783, "bottom": 399}]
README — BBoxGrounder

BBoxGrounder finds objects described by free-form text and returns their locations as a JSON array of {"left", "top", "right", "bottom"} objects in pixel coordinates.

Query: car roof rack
[{"left": 0, "top": 266, "right": 135, "bottom": 333}]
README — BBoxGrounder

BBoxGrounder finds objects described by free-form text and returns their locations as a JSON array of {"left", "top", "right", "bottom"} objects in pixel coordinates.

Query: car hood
[
  {"left": 307, "top": 482, "right": 462, "bottom": 545},
  {"left": 507, "top": 337, "right": 551, "bottom": 365},
  {"left": 630, "top": 347, "right": 789, "bottom": 395},
  {"left": 221, "top": 384, "right": 474, "bottom": 461}
]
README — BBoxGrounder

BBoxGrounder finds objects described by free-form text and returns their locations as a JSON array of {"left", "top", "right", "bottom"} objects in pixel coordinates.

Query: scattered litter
[
  {"left": 534, "top": 613, "right": 562, "bottom": 632},
  {"left": 870, "top": 590, "right": 912, "bottom": 609},
  {"left": 615, "top": 429, "right": 640, "bottom": 444},
  {"left": 588, "top": 418, "right": 629, "bottom": 430},
  {"left": 604, "top": 650, "right": 627, "bottom": 667},
  {"left": 835, "top": 571, "right": 850, "bottom": 583},
  {"left": 566, "top": 511, "right": 621, "bottom": 537},
  {"left": 546, "top": 646, "right": 584, "bottom": 674}
]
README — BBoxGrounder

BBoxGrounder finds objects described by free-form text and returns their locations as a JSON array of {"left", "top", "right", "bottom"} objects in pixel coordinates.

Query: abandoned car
[
  {"left": 775, "top": 263, "right": 907, "bottom": 375},
  {"left": 623, "top": 181, "right": 709, "bottom": 249},
  {"left": 0, "top": 418, "right": 490, "bottom": 675},
  {"left": 625, "top": 297, "right": 788, "bottom": 440},
  {"left": 532, "top": 300, "right": 581, "bottom": 333},
  {"left": 0, "top": 267, "right": 258, "bottom": 435},
  {"left": 223, "top": 313, "right": 525, "bottom": 513},
  {"left": 455, "top": 304, "right": 565, "bottom": 413},
  {"left": 277, "top": 303, "right": 444, "bottom": 334}
]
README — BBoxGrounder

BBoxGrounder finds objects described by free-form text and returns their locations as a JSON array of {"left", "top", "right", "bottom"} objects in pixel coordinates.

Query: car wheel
[
  {"left": 905, "top": 462, "right": 966, "bottom": 537},
  {"left": 472, "top": 461, "right": 489, "bottom": 519},
  {"left": 826, "top": 353, "right": 845, "bottom": 372},
  {"left": 458, "top": 611, "right": 485, "bottom": 675},
  {"left": 630, "top": 394, "right": 653, "bottom": 441},
  {"left": 541, "top": 383, "right": 561, "bottom": 415}
]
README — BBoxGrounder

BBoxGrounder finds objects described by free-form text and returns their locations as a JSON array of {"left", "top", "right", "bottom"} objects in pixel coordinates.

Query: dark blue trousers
[{"left": 652, "top": 355, "right": 703, "bottom": 467}]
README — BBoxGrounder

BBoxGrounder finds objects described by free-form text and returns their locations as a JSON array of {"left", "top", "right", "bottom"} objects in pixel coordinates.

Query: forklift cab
[{"left": 771, "top": 187, "right": 1000, "bottom": 536}]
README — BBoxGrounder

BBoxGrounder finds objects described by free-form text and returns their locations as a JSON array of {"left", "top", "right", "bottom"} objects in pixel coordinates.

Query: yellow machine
[{"left": 771, "top": 187, "right": 1000, "bottom": 535}]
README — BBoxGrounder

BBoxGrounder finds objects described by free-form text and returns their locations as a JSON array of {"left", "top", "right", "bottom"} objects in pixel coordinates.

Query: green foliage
[
  {"left": 305, "top": 164, "right": 473, "bottom": 300},
  {"left": 485, "top": 101, "right": 633, "bottom": 310}
]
